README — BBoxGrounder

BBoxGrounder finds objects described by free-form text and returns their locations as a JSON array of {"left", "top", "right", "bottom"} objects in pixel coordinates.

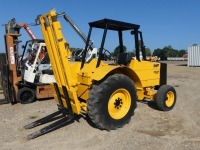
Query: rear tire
[
  {"left": 87, "top": 74, "right": 137, "bottom": 130},
  {"left": 17, "top": 87, "right": 36, "bottom": 104},
  {"left": 156, "top": 85, "right": 176, "bottom": 111}
]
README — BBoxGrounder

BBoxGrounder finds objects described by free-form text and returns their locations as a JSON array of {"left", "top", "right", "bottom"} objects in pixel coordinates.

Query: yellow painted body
[{"left": 39, "top": 10, "right": 162, "bottom": 115}]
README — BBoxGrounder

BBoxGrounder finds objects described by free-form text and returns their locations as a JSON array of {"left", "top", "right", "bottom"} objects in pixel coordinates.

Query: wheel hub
[
  {"left": 165, "top": 91, "right": 174, "bottom": 107},
  {"left": 21, "top": 91, "right": 32, "bottom": 100},
  {"left": 108, "top": 88, "right": 131, "bottom": 120},
  {"left": 114, "top": 98, "right": 123, "bottom": 109}
]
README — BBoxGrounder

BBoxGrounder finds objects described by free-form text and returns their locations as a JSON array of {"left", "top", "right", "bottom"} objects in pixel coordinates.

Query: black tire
[
  {"left": 87, "top": 74, "right": 137, "bottom": 130},
  {"left": 156, "top": 85, "right": 176, "bottom": 111},
  {"left": 17, "top": 87, "right": 36, "bottom": 104}
]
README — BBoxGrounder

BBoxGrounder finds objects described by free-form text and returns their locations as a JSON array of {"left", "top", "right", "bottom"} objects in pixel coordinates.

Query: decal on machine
[{"left": 10, "top": 47, "right": 15, "bottom": 64}]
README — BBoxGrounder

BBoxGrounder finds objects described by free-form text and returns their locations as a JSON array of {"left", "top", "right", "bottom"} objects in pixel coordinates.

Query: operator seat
[{"left": 117, "top": 52, "right": 134, "bottom": 66}]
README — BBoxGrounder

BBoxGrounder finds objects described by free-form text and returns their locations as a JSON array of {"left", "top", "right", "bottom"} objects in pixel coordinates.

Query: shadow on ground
[
  {"left": 138, "top": 100, "right": 160, "bottom": 111},
  {"left": 176, "top": 64, "right": 187, "bottom": 66}
]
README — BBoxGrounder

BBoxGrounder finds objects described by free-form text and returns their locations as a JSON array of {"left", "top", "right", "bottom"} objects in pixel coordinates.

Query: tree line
[
  {"left": 112, "top": 45, "right": 187, "bottom": 60},
  {"left": 152, "top": 45, "right": 187, "bottom": 60}
]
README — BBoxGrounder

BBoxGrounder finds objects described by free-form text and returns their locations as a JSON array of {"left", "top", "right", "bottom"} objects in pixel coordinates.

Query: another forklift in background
[
  {"left": 17, "top": 39, "right": 56, "bottom": 103},
  {"left": 25, "top": 9, "right": 177, "bottom": 139},
  {"left": 1, "top": 18, "right": 55, "bottom": 104}
]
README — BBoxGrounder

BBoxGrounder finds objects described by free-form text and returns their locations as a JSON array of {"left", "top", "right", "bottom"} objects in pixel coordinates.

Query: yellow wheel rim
[
  {"left": 108, "top": 88, "right": 131, "bottom": 120},
  {"left": 165, "top": 91, "right": 175, "bottom": 107}
]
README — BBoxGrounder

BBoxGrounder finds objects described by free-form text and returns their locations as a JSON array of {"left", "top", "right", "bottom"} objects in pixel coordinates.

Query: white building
[{"left": 188, "top": 45, "right": 200, "bottom": 67}]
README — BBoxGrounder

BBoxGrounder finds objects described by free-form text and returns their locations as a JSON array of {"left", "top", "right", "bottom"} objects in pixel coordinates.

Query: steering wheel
[{"left": 101, "top": 48, "right": 111, "bottom": 61}]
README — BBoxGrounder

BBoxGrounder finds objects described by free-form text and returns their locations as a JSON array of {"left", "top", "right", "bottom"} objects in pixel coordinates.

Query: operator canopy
[{"left": 89, "top": 18, "right": 140, "bottom": 31}]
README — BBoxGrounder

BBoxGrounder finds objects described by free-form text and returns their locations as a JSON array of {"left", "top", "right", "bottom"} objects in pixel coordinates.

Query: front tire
[
  {"left": 87, "top": 74, "right": 137, "bottom": 130},
  {"left": 17, "top": 87, "right": 36, "bottom": 104},
  {"left": 156, "top": 85, "right": 176, "bottom": 111}
]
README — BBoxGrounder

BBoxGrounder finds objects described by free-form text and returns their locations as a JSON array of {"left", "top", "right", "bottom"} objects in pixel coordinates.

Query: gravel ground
[{"left": 0, "top": 61, "right": 200, "bottom": 150}]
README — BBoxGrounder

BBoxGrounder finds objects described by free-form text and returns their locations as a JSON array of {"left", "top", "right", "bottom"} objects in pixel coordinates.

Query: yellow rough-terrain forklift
[{"left": 25, "top": 9, "right": 176, "bottom": 139}]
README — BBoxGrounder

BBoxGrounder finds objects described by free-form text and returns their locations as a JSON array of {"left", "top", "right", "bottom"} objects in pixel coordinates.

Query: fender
[
  {"left": 91, "top": 65, "right": 142, "bottom": 89},
  {"left": 91, "top": 65, "right": 144, "bottom": 100}
]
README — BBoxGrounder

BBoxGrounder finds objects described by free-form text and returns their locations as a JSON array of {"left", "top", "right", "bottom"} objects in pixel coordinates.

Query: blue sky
[{"left": 1, "top": 0, "right": 200, "bottom": 53}]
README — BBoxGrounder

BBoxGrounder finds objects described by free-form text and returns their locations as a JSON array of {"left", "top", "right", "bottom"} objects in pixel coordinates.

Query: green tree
[
  {"left": 163, "top": 45, "right": 175, "bottom": 57},
  {"left": 160, "top": 48, "right": 168, "bottom": 60},
  {"left": 145, "top": 47, "right": 151, "bottom": 56},
  {"left": 153, "top": 48, "right": 167, "bottom": 60},
  {"left": 113, "top": 45, "right": 127, "bottom": 56},
  {"left": 178, "top": 49, "right": 187, "bottom": 57},
  {"left": 153, "top": 48, "right": 162, "bottom": 57},
  {"left": 153, "top": 45, "right": 187, "bottom": 60}
]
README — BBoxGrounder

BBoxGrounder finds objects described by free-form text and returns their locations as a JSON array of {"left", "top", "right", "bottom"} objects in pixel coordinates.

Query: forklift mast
[
  {"left": 39, "top": 10, "right": 81, "bottom": 114},
  {"left": 5, "top": 18, "right": 37, "bottom": 76},
  {"left": 4, "top": 18, "right": 22, "bottom": 103}
]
